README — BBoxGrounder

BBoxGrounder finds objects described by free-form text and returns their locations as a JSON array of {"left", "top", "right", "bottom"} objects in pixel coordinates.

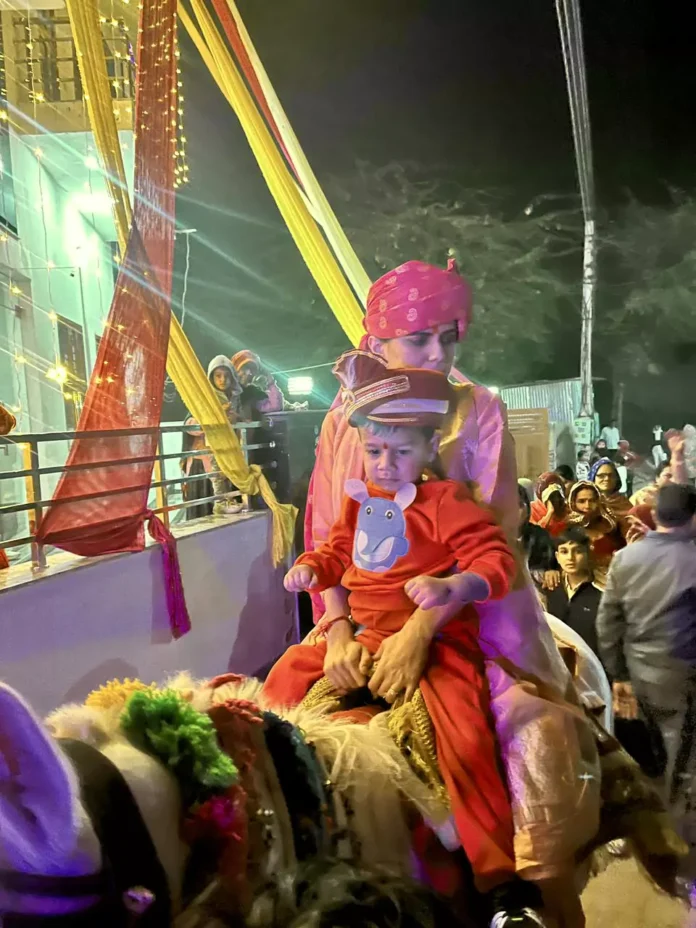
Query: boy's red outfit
[{"left": 263, "top": 477, "right": 517, "bottom": 891}]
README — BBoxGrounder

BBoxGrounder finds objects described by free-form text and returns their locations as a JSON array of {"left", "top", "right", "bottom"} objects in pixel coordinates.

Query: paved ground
[{"left": 582, "top": 858, "right": 690, "bottom": 928}]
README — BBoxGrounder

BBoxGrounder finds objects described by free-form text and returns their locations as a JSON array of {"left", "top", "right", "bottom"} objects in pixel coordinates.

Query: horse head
[
  {"left": 0, "top": 672, "right": 451, "bottom": 925},
  {"left": 0, "top": 681, "right": 188, "bottom": 925}
]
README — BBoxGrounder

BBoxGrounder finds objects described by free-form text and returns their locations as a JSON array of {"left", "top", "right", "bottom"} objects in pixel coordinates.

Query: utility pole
[
  {"left": 555, "top": 0, "right": 597, "bottom": 425},
  {"left": 579, "top": 218, "right": 596, "bottom": 418}
]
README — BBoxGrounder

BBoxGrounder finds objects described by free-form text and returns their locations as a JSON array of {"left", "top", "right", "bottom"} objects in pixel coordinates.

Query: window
[
  {"left": 0, "top": 27, "right": 18, "bottom": 235},
  {"left": 56, "top": 315, "right": 87, "bottom": 430}
]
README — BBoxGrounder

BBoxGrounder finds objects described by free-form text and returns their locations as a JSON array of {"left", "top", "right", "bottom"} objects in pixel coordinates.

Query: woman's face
[
  {"left": 574, "top": 488, "right": 599, "bottom": 517},
  {"left": 238, "top": 363, "right": 258, "bottom": 386},
  {"left": 595, "top": 464, "right": 617, "bottom": 495},
  {"left": 368, "top": 323, "right": 458, "bottom": 375}
]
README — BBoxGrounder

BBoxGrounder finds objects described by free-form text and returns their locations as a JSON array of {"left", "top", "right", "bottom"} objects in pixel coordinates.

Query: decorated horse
[{"left": 0, "top": 622, "right": 687, "bottom": 927}]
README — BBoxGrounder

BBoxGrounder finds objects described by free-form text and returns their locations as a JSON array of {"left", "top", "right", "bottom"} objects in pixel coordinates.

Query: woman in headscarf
[
  {"left": 304, "top": 259, "right": 598, "bottom": 922},
  {"left": 567, "top": 481, "right": 624, "bottom": 586},
  {"left": 518, "top": 484, "right": 558, "bottom": 588},
  {"left": 231, "top": 349, "right": 283, "bottom": 413},
  {"left": 529, "top": 472, "right": 570, "bottom": 537},
  {"left": 588, "top": 457, "right": 632, "bottom": 534}
]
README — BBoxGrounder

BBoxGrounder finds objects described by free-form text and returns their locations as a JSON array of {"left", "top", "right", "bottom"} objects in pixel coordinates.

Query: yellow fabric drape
[
  {"left": 180, "top": 0, "right": 365, "bottom": 348},
  {"left": 65, "top": 0, "right": 132, "bottom": 255},
  {"left": 224, "top": 0, "right": 373, "bottom": 307},
  {"left": 69, "top": 0, "right": 297, "bottom": 565}
]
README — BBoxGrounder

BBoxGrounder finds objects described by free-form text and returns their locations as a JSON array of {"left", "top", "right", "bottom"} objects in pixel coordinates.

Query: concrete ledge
[{"left": 0, "top": 511, "right": 297, "bottom": 715}]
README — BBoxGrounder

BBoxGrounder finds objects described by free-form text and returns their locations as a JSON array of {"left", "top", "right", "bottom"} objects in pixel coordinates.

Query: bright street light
[{"left": 287, "top": 376, "right": 313, "bottom": 396}]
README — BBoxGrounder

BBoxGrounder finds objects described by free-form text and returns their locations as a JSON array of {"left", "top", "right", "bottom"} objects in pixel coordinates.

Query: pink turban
[{"left": 364, "top": 258, "right": 473, "bottom": 341}]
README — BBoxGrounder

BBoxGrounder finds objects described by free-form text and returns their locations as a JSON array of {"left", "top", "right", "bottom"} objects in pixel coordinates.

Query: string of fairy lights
[{"left": 0, "top": 0, "right": 190, "bottom": 427}]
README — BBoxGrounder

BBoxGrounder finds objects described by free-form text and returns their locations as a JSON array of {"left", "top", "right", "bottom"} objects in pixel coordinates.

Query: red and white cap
[{"left": 332, "top": 350, "right": 454, "bottom": 428}]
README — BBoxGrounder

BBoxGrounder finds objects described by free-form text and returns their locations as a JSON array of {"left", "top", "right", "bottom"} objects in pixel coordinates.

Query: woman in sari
[
  {"left": 302, "top": 260, "right": 599, "bottom": 923},
  {"left": 588, "top": 458, "right": 632, "bottom": 534},
  {"left": 566, "top": 481, "right": 624, "bottom": 586}
]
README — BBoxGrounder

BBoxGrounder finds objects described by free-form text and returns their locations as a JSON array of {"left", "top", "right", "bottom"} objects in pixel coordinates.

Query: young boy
[{"left": 263, "top": 351, "right": 546, "bottom": 928}]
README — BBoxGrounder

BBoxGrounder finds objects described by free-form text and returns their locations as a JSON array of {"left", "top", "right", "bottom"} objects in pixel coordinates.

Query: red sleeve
[
  {"left": 296, "top": 494, "right": 357, "bottom": 592},
  {"left": 436, "top": 483, "right": 516, "bottom": 601}
]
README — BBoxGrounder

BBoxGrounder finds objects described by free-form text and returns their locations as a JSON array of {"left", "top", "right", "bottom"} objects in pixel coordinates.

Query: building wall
[
  {"left": 8, "top": 130, "right": 133, "bottom": 426},
  {"left": 0, "top": 129, "right": 134, "bottom": 522}
]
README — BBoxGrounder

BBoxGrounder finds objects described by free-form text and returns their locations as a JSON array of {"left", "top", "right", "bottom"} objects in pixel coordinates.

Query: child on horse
[{"left": 264, "top": 352, "right": 546, "bottom": 928}]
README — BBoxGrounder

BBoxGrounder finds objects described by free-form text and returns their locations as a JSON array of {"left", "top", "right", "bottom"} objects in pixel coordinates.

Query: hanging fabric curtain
[
  {"left": 180, "top": 0, "right": 365, "bottom": 347},
  {"left": 216, "top": 0, "right": 372, "bottom": 306},
  {"left": 36, "top": 0, "right": 190, "bottom": 636},
  {"left": 55, "top": 0, "right": 297, "bottom": 567}
]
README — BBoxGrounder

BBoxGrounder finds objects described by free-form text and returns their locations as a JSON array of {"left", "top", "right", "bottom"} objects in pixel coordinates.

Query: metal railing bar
[
  {"left": 0, "top": 422, "right": 267, "bottom": 445},
  {"left": 0, "top": 444, "right": 255, "bottom": 482},
  {"left": 0, "top": 483, "right": 151, "bottom": 515},
  {"left": 0, "top": 534, "right": 35, "bottom": 549},
  {"left": 151, "top": 493, "right": 243, "bottom": 517},
  {"left": 0, "top": 469, "right": 245, "bottom": 517}
]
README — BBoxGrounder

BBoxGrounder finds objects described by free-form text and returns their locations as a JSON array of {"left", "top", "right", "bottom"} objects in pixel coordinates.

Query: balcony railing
[{"left": 0, "top": 420, "right": 282, "bottom": 571}]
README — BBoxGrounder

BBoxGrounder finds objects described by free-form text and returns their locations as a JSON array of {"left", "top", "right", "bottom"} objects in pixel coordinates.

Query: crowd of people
[{"left": 520, "top": 433, "right": 696, "bottom": 856}]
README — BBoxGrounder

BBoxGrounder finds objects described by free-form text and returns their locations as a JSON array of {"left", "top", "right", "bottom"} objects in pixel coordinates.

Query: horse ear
[
  {"left": 394, "top": 483, "right": 417, "bottom": 511},
  {"left": 0, "top": 683, "right": 91, "bottom": 873},
  {"left": 345, "top": 479, "right": 370, "bottom": 503}
]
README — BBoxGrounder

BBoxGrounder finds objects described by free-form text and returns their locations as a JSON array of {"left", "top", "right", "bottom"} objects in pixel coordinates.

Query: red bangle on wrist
[{"left": 313, "top": 614, "right": 354, "bottom": 640}]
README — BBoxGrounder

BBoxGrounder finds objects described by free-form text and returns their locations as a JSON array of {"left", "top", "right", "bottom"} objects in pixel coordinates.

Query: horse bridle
[{"left": 0, "top": 739, "right": 171, "bottom": 927}]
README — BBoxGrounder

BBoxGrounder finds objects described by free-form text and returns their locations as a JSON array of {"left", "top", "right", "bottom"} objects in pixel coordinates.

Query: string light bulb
[{"left": 47, "top": 365, "right": 68, "bottom": 385}]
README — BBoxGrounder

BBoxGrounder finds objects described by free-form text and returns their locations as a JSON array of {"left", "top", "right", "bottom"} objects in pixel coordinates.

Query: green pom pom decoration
[{"left": 121, "top": 690, "right": 237, "bottom": 807}]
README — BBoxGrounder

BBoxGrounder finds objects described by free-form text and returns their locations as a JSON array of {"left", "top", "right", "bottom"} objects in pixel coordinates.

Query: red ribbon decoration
[{"left": 37, "top": 0, "right": 190, "bottom": 638}]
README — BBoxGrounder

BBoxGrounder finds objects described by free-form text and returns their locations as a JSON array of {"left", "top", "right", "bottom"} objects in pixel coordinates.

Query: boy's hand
[
  {"left": 405, "top": 575, "right": 453, "bottom": 610},
  {"left": 284, "top": 565, "right": 318, "bottom": 593}
]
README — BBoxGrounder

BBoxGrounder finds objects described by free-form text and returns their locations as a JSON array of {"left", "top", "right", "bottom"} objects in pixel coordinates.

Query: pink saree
[{"left": 304, "top": 379, "right": 600, "bottom": 880}]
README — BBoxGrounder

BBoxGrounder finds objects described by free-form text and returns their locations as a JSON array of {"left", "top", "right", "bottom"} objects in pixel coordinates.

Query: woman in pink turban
[{"left": 304, "top": 259, "right": 598, "bottom": 923}]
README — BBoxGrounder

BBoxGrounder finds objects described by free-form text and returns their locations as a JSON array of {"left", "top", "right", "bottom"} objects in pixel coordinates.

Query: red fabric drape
[{"left": 37, "top": 0, "right": 190, "bottom": 637}]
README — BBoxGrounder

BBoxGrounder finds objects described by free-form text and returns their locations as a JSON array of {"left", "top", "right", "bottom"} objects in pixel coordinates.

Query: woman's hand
[
  {"left": 368, "top": 624, "right": 431, "bottom": 704},
  {"left": 542, "top": 570, "right": 562, "bottom": 591},
  {"left": 405, "top": 575, "right": 454, "bottom": 610},
  {"left": 625, "top": 516, "right": 649, "bottom": 545},
  {"left": 612, "top": 680, "right": 638, "bottom": 720},
  {"left": 284, "top": 564, "right": 318, "bottom": 593},
  {"left": 324, "top": 621, "right": 372, "bottom": 695}
]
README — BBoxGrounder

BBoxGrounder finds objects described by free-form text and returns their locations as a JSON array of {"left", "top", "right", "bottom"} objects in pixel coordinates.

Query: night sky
[{"left": 172, "top": 0, "right": 696, "bottom": 421}]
